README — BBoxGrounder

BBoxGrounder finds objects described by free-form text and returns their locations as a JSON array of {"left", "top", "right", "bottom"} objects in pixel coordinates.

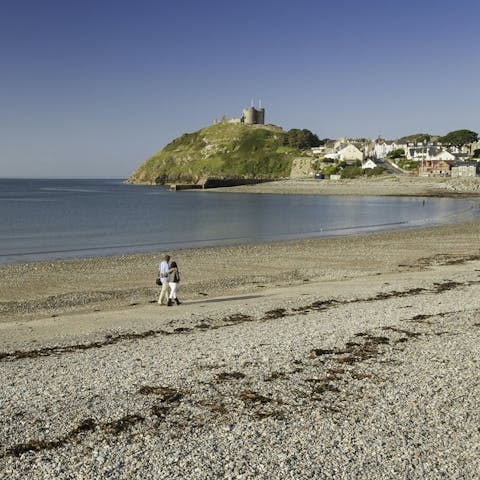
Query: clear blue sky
[{"left": 1, "top": 0, "right": 479, "bottom": 178}]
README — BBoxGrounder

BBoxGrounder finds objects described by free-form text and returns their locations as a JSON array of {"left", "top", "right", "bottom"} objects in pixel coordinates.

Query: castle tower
[
  {"left": 241, "top": 104, "right": 265, "bottom": 125},
  {"left": 256, "top": 107, "right": 265, "bottom": 125},
  {"left": 242, "top": 107, "right": 256, "bottom": 125}
]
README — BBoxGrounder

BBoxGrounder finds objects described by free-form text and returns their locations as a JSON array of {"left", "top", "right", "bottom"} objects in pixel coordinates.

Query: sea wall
[
  {"left": 202, "top": 177, "right": 273, "bottom": 189},
  {"left": 169, "top": 178, "right": 275, "bottom": 190}
]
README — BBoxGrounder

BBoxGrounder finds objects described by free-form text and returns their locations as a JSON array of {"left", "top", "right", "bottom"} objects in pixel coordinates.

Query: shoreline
[
  {"left": 2, "top": 219, "right": 480, "bottom": 326},
  {"left": 205, "top": 176, "right": 480, "bottom": 197}
]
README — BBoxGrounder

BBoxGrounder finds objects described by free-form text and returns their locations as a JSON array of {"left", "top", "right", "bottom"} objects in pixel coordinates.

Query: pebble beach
[{"left": 1, "top": 179, "right": 480, "bottom": 479}]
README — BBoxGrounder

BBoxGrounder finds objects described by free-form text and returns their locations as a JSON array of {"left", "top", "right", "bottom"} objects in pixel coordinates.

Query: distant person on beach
[
  {"left": 157, "top": 254, "right": 170, "bottom": 305},
  {"left": 167, "top": 261, "right": 181, "bottom": 306}
]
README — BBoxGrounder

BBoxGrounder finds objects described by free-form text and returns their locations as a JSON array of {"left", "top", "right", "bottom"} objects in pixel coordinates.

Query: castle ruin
[
  {"left": 241, "top": 105, "right": 265, "bottom": 125},
  {"left": 214, "top": 102, "right": 265, "bottom": 126}
]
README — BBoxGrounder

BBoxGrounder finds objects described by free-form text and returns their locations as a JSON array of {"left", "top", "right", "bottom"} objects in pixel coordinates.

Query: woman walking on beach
[{"left": 167, "top": 261, "right": 181, "bottom": 306}]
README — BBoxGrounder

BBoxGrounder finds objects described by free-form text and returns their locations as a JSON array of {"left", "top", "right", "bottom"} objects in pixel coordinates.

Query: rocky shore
[
  {"left": 210, "top": 176, "right": 480, "bottom": 197},
  {"left": 1, "top": 217, "right": 480, "bottom": 478}
]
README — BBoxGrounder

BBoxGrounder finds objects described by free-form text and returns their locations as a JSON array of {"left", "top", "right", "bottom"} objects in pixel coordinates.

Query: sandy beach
[{"left": 1, "top": 180, "right": 480, "bottom": 479}]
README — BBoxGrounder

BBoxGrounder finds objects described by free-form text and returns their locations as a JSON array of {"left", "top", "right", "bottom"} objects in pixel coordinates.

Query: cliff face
[{"left": 127, "top": 123, "right": 299, "bottom": 185}]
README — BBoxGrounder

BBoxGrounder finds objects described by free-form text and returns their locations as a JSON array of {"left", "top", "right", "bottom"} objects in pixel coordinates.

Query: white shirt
[{"left": 159, "top": 260, "right": 169, "bottom": 284}]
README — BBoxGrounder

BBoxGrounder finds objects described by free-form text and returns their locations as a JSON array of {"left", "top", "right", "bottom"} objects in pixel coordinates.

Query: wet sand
[{"left": 1, "top": 220, "right": 480, "bottom": 333}]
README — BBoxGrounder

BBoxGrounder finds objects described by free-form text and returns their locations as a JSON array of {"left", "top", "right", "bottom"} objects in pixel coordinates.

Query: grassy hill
[
  {"left": 396, "top": 133, "right": 440, "bottom": 143},
  {"left": 127, "top": 123, "right": 300, "bottom": 185}
]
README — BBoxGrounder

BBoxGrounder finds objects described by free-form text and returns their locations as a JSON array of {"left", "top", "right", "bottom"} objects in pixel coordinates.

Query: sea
[{"left": 0, "top": 178, "right": 478, "bottom": 265}]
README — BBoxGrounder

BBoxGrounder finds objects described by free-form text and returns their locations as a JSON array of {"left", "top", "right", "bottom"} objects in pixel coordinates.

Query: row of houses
[
  {"left": 311, "top": 136, "right": 480, "bottom": 176},
  {"left": 311, "top": 138, "right": 368, "bottom": 163},
  {"left": 417, "top": 160, "right": 479, "bottom": 177},
  {"left": 374, "top": 139, "right": 475, "bottom": 162}
]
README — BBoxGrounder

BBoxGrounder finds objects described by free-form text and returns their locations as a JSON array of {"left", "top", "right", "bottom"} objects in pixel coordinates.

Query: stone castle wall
[
  {"left": 214, "top": 106, "right": 266, "bottom": 126},
  {"left": 242, "top": 107, "right": 265, "bottom": 125}
]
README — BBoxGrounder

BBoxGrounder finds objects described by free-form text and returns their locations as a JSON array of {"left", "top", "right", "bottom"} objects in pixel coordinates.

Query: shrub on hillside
[
  {"left": 341, "top": 166, "right": 363, "bottom": 178},
  {"left": 283, "top": 129, "right": 321, "bottom": 149},
  {"left": 364, "top": 166, "right": 385, "bottom": 176}
]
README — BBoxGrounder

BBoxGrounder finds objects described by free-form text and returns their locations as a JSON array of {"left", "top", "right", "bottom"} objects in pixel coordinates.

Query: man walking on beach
[{"left": 157, "top": 254, "right": 171, "bottom": 305}]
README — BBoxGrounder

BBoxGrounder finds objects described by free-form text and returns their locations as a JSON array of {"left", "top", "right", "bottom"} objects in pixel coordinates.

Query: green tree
[
  {"left": 341, "top": 166, "right": 362, "bottom": 179},
  {"left": 387, "top": 148, "right": 406, "bottom": 159},
  {"left": 396, "top": 159, "right": 418, "bottom": 171},
  {"left": 284, "top": 129, "right": 321, "bottom": 149},
  {"left": 473, "top": 149, "right": 480, "bottom": 158},
  {"left": 364, "top": 166, "right": 385, "bottom": 177},
  {"left": 439, "top": 129, "right": 478, "bottom": 148},
  {"left": 323, "top": 164, "right": 341, "bottom": 177}
]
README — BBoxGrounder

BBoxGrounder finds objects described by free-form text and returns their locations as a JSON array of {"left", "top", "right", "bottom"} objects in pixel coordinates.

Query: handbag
[{"left": 155, "top": 276, "right": 162, "bottom": 286}]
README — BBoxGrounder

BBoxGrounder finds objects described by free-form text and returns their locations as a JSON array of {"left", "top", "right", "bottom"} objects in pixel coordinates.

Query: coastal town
[
  {"left": 309, "top": 132, "right": 480, "bottom": 178},
  {"left": 214, "top": 104, "right": 480, "bottom": 180}
]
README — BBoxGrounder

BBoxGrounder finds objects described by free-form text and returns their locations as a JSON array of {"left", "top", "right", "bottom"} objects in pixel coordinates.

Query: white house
[
  {"left": 337, "top": 144, "right": 364, "bottom": 162},
  {"left": 467, "top": 140, "right": 480, "bottom": 155},
  {"left": 311, "top": 146, "right": 325, "bottom": 155},
  {"left": 374, "top": 139, "right": 399, "bottom": 159},
  {"left": 428, "top": 150, "right": 455, "bottom": 161},
  {"left": 401, "top": 141, "right": 467, "bottom": 161},
  {"left": 402, "top": 142, "right": 430, "bottom": 161},
  {"left": 362, "top": 159, "right": 378, "bottom": 169}
]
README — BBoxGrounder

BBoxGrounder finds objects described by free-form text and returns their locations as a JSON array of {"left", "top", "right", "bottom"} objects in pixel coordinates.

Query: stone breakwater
[{"left": 1, "top": 252, "right": 479, "bottom": 478}]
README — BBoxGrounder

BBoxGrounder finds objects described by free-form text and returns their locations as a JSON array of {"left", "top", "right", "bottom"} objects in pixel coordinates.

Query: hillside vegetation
[
  {"left": 396, "top": 133, "right": 439, "bottom": 143},
  {"left": 127, "top": 123, "right": 303, "bottom": 185}
]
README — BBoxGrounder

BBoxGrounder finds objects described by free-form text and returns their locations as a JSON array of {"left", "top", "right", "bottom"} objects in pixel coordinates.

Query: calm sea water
[{"left": 0, "top": 178, "right": 478, "bottom": 265}]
